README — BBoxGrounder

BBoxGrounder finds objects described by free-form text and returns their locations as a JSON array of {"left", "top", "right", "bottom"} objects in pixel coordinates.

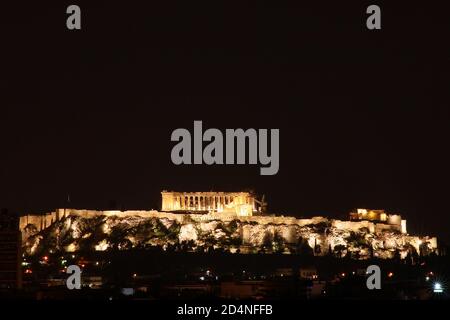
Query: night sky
[{"left": 3, "top": 2, "right": 450, "bottom": 242}]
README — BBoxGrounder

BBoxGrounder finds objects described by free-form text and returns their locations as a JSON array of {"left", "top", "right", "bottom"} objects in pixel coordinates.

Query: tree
[{"left": 334, "top": 245, "right": 347, "bottom": 258}]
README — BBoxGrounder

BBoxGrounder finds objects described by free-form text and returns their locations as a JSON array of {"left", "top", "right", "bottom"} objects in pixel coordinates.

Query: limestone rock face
[
  {"left": 179, "top": 224, "right": 198, "bottom": 242},
  {"left": 21, "top": 212, "right": 438, "bottom": 260}
]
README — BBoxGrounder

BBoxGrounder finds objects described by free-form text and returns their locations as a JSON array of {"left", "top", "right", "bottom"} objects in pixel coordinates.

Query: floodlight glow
[{"left": 433, "top": 282, "right": 443, "bottom": 293}]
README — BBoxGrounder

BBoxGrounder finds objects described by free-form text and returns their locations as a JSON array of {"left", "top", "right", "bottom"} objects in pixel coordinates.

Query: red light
[
  {"left": 43, "top": 256, "right": 48, "bottom": 261},
  {"left": 388, "top": 272, "right": 394, "bottom": 278},
  {"left": 25, "top": 269, "right": 32, "bottom": 274}
]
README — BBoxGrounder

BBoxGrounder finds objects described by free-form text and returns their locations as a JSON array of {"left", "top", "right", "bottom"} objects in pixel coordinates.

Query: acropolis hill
[{"left": 19, "top": 191, "right": 438, "bottom": 260}]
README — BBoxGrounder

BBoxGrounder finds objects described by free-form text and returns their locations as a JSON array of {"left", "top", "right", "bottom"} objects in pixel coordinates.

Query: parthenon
[{"left": 161, "top": 191, "right": 257, "bottom": 216}]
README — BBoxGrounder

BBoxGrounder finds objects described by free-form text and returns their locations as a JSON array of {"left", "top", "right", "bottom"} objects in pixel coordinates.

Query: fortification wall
[
  {"left": 19, "top": 209, "right": 186, "bottom": 236},
  {"left": 387, "top": 214, "right": 402, "bottom": 226},
  {"left": 296, "top": 216, "right": 330, "bottom": 226},
  {"left": 57, "top": 209, "right": 184, "bottom": 220},
  {"left": 19, "top": 212, "right": 57, "bottom": 232},
  {"left": 19, "top": 209, "right": 374, "bottom": 234},
  {"left": 192, "top": 212, "right": 330, "bottom": 227},
  {"left": 374, "top": 223, "right": 402, "bottom": 234},
  {"left": 332, "top": 220, "right": 375, "bottom": 233}
]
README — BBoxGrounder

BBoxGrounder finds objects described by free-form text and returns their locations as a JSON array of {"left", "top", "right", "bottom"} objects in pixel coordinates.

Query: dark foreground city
[{"left": 6, "top": 250, "right": 450, "bottom": 301}]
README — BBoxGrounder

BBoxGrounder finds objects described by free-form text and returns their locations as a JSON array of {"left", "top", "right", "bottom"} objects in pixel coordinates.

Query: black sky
[{"left": 2, "top": 1, "right": 450, "bottom": 242}]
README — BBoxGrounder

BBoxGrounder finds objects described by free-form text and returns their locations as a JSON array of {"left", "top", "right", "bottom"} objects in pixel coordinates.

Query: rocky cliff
[{"left": 21, "top": 211, "right": 438, "bottom": 260}]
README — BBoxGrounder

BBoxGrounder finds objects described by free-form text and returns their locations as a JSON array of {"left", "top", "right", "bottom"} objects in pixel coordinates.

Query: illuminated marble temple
[{"left": 161, "top": 191, "right": 258, "bottom": 216}]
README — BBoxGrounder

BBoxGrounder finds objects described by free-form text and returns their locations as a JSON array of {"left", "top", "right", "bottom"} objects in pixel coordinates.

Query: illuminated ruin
[
  {"left": 161, "top": 191, "right": 261, "bottom": 216},
  {"left": 19, "top": 191, "right": 438, "bottom": 260}
]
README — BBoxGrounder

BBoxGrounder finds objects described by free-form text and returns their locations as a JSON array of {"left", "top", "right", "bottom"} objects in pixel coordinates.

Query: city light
[{"left": 433, "top": 282, "right": 443, "bottom": 293}]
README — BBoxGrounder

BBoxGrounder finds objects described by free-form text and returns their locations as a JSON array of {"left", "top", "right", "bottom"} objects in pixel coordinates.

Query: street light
[{"left": 433, "top": 282, "right": 443, "bottom": 293}]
